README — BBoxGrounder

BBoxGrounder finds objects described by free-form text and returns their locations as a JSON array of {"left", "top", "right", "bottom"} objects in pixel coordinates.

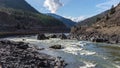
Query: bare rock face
[{"left": 0, "top": 40, "right": 67, "bottom": 68}]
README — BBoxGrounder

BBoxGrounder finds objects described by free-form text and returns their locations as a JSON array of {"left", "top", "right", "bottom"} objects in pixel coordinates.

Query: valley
[{"left": 0, "top": 0, "right": 120, "bottom": 68}]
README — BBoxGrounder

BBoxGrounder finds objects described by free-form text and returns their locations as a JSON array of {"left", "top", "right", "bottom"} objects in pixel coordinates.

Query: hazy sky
[{"left": 25, "top": 0, "right": 120, "bottom": 22}]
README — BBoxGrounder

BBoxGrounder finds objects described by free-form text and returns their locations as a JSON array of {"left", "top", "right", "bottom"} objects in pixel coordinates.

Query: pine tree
[{"left": 110, "top": 5, "right": 116, "bottom": 14}]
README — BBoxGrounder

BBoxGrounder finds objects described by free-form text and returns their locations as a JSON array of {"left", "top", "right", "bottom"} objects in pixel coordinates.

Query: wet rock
[
  {"left": 50, "top": 45, "right": 63, "bottom": 49},
  {"left": 22, "top": 39, "right": 26, "bottom": 41},
  {"left": 91, "top": 38, "right": 108, "bottom": 43},
  {"left": 17, "top": 43, "right": 29, "bottom": 49},
  {"left": 37, "top": 48, "right": 45, "bottom": 51},
  {"left": 16, "top": 42, "right": 29, "bottom": 49},
  {"left": 37, "top": 34, "right": 49, "bottom": 40},
  {"left": 49, "top": 34, "right": 57, "bottom": 38},
  {"left": 0, "top": 40, "right": 11, "bottom": 44},
  {"left": 58, "top": 34, "right": 67, "bottom": 39},
  {"left": 46, "top": 34, "right": 68, "bottom": 39},
  {"left": 0, "top": 40, "right": 67, "bottom": 68}
]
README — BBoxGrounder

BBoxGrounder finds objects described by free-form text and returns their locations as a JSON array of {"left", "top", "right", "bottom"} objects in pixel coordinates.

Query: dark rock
[
  {"left": 22, "top": 39, "right": 26, "bottom": 41},
  {"left": 17, "top": 44, "right": 29, "bottom": 49},
  {"left": 49, "top": 45, "right": 63, "bottom": 49},
  {"left": 15, "top": 42, "right": 29, "bottom": 49},
  {"left": 38, "top": 61, "right": 48, "bottom": 67},
  {"left": 37, "top": 48, "right": 45, "bottom": 50},
  {"left": 49, "top": 34, "right": 57, "bottom": 38},
  {"left": 37, "top": 34, "right": 49, "bottom": 40},
  {"left": 0, "top": 40, "right": 67, "bottom": 68},
  {"left": 58, "top": 34, "right": 67, "bottom": 39},
  {"left": 91, "top": 38, "right": 108, "bottom": 43},
  {"left": 0, "top": 40, "right": 11, "bottom": 44},
  {"left": 46, "top": 34, "right": 68, "bottom": 39},
  {"left": 116, "top": 40, "right": 119, "bottom": 43}
]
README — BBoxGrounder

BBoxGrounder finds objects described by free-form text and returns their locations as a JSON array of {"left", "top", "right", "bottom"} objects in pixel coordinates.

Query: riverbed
[{"left": 4, "top": 35, "right": 120, "bottom": 68}]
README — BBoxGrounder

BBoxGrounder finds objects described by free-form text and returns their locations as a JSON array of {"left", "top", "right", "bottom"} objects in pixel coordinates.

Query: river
[{"left": 4, "top": 35, "right": 120, "bottom": 68}]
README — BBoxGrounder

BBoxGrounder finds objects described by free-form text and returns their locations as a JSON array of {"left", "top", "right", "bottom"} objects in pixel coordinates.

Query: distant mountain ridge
[
  {"left": 46, "top": 13, "right": 76, "bottom": 28},
  {"left": 77, "top": 10, "right": 109, "bottom": 26},
  {"left": 0, "top": 0, "right": 38, "bottom": 13}
]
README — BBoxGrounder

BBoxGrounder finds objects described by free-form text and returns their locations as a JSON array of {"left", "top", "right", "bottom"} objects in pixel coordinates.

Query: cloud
[
  {"left": 96, "top": 0, "right": 120, "bottom": 11},
  {"left": 64, "top": 16, "right": 86, "bottom": 22},
  {"left": 44, "top": 0, "right": 63, "bottom": 13}
]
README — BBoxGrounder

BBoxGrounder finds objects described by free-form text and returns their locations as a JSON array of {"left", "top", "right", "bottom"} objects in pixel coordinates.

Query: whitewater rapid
[{"left": 4, "top": 36, "right": 120, "bottom": 68}]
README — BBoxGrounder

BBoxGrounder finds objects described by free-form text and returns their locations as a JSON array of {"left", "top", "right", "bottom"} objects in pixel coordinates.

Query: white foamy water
[
  {"left": 4, "top": 36, "right": 120, "bottom": 68},
  {"left": 63, "top": 46, "right": 83, "bottom": 55},
  {"left": 62, "top": 42, "right": 96, "bottom": 56},
  {"left": 80, "top": 61, "right": 96, "bottom": 68}
]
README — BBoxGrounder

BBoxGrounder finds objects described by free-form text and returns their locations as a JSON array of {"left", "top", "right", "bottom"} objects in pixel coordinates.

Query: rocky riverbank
[
  {"left": 0, "top": 40, "right": 67, "bottom": 68},
  {"left": 70, "top": 30, "right": 120, "bottom": 44},
  {"left": 70, "top": 26, "right": 120, "bottom": 44},
  {"left": 70, "top": 3, "right": 120, "bottom": 44},
  {"left": 36, "top": 33, "right": 120, "bottom": 44}
]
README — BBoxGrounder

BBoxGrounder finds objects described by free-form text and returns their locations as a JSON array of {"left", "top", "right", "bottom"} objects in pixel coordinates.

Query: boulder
[
  {"left": 91, "top": 38, "right": 108, "bottom": 43},
  {"left": 16, "top": 42, "right": 29, "bottom": 49},
  {"left": 49, "top": 34, "right": 57, "bottom": 38},
  {"left": 96, "top": 38, "right": 108, "bottom": 42},
  {"left": 37, "top": 34, "right": 49, "bottom": 40},
  {"left": 90, "top": 37, "right": 96, "bottom": 42},
  {"left": 58, "top": 34, "right": 67, "bottom": 39},
  {"left": 0, "top": 40, "right": 11, "bottom": 44},
  {"left": 49, "top": 45, "right": 63, "bottom": 49}
]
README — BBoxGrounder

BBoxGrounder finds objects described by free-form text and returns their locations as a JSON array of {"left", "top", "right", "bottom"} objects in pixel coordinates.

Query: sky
[{"left": 25, "top": 0, "right": 120, "bottom": 22}]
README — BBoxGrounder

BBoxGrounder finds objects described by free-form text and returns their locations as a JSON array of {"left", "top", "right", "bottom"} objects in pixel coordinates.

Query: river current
[{"left": 5, "top": 35, "right": 120, "bottom": 68}]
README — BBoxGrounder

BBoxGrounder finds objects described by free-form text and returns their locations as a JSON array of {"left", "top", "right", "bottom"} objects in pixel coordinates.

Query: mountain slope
[
  {"left": 46, "top": 13, "right": 76, "bottom": 28},
  {"left": 71, "top": 4, "right": 120, "bottom": 43},
  {"left": 77, "top": 10, "right": 109, "bottom": 26},
  {"left": 0, "top": 0, "right": 38, "bottom": 13},
  {"left": 0, "top": 0, "right": 69, "bottom": 33}
]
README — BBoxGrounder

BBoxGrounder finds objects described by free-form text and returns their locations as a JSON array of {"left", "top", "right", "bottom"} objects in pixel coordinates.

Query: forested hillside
[{"left": 0, "top": 0, "right": 69, "bottom": 34}]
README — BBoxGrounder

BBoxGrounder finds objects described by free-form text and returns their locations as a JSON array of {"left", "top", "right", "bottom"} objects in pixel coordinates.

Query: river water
[{"left": 4, "top": 35, "right": 120, "bottom": 68}]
